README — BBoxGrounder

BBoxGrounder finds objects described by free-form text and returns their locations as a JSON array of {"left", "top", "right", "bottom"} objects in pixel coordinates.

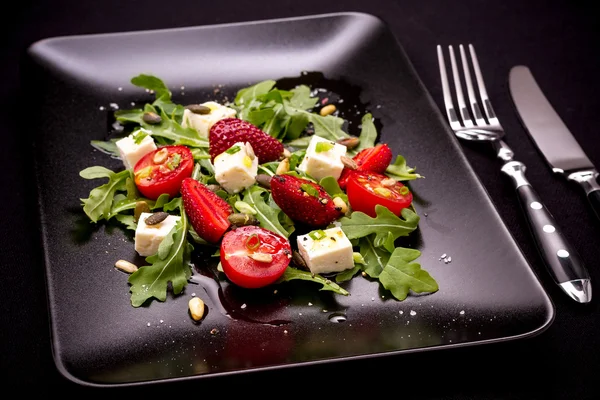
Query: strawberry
[
  {"left": 181, "top": 177, "right": 232, "bottom": 243},
  {"left": 338, "top": 143, "right": 393, "bottom": 189},
  {"left": 209, "top": 118, "right": 284, "bottom": 163},
  {"left": 270, "top": 174, "right": 343, "bottom": 228}
]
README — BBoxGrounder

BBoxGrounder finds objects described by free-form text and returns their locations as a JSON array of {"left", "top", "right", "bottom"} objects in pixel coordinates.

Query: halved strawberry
[
  {"left": 181, "top": 177, "right": 232, "bottom": 243},
  {"left": 270, "top": 174, "right": 343, "bottom": 228},
  {"left": 338, "top": 143, "right": 393, "bottom": 189},
  {"left": 209, "top": 118, "right": 284, "bottom": 163}
]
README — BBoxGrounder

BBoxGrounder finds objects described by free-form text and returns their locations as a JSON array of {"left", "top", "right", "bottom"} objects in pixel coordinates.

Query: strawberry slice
[
  {"left": 209, "top": 118, "right": 284, "bottom": 163},
  {"left": 181, "top": 177, "right": 232, "bottom": 243},
  {"left": 270, "top": 174, "right": 343, "bottom": 228},
  {"left": 338, "top": 143, "right": 393, "bottom": 189}
]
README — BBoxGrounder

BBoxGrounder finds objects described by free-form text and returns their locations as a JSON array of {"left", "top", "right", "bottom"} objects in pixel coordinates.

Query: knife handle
[
  {"left": 567, "top": 170, "right": 600, "bottom": 222},
  {"left": 501, "top": 161, "right": 591, "bottom": 297}
]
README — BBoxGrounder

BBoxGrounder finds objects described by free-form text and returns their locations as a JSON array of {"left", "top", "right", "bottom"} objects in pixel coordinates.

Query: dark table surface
[{"left": 3, "top": 0, "right": 599, "bottom": 397}]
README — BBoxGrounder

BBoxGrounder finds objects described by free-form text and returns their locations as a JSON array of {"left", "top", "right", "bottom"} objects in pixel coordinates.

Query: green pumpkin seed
[
  {"left": 185, "top": 104, "right": 211, "bottom": 114},
  {"left": 142, "top": 111, "right": 162, "bottom": 124},
  {"left": 144, "top": 211, "right": 169, "bottom": 225}
]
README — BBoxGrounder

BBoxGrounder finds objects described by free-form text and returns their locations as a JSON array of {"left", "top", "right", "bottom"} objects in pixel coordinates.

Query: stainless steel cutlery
[
  {"left": 436, "top": 44, "right": 591, "bottom": 303},
  {"left": 509, "top": 65, "right": 600, "bottom": 222}
]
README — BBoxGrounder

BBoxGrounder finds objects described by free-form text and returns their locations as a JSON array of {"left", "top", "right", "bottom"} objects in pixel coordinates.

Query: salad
[{"left": 79, "top": 74, "right": 439, "bottom": 315}]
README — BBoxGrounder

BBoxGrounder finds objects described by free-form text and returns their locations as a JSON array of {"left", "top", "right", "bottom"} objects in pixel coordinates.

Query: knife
[
  {"left": 509, "top": 65, "right": 600, "bottom": 222},
  {"left": 508, "top": 65, "right": 592, "bottom": 303}
]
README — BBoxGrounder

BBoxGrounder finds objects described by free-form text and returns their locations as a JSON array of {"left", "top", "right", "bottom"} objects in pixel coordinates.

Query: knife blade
[{"left": 509, "top": 65, "right": 600, "bottom": 222}]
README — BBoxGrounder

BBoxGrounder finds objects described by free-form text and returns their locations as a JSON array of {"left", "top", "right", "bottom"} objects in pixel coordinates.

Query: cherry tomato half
[
  {"left": 220, "top": 226, "right": 292, "bottom": 289},
  {"left": 346, "top": 171, "right": 413, "bottom": 217},
  {"left": 134, "top": 145, "right": 194, "bottom": 200}
]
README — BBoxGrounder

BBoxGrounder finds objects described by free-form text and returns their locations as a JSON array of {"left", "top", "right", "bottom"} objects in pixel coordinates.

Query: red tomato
[
  {"left": 133, "top": 145, "right": 194, "bottom": 200},
  {"left": 346, "top": 171, "right": 413, "bottom": 217},
  {"left": 220, "top": 226, "right": 292, "bottom": 289}
]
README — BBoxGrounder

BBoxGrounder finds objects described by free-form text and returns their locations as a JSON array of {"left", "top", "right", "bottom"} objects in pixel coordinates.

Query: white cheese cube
[
  {"left": 115, "top": 129, "right": 157, "bottom": 170},
  {"left": 297, "top": 135, "right": 347, "bottom": 181},
  {"left": 213, "top": 142, "right": 258, "bottom": 194},
  {"left": 181, "top": 101, "right": 237, "bottom": 137},
  {"left": 135, "top": 212, "right": 181, "bottom": 257},
  {"left": 296, "top": 227, "right": 354, "bottom": 274}
]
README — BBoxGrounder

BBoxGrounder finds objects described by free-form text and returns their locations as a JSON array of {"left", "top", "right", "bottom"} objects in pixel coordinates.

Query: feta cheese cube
[
  {"left": 296, "top": 227, "right": 354, "bottom": 274},
  {"left": 115, "top": 129, "right": 157, "bottom": 170},
  {"left": 181, "top": 101, "right": 237, "bottom": 137},
  {"left": 135, "top": 212, "right": 181, "bottom": 257},
  {"left": 297, "top": 135, "right": 347, "bottom": 181},
  {"left": 213, "top": 142, "right": 258, "bottom": 194}
]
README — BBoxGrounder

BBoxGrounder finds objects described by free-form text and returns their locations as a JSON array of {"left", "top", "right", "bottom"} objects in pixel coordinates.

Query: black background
[{"left": 3, "top": 0, "right": 600, "bottom": 397}]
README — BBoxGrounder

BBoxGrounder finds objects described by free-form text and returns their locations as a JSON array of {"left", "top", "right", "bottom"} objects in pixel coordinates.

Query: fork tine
[
  {"left": 467, "top": 44, "right": 500, "bottom": 125},
  {"left": 459, "top": 44, "right": 487, "bottom": 126},
  {"left": 437, "top": 45, "right": 462, "bottom": 130},
  {"left": 448, "top": 45, "right": 474, "bottom": 128}
]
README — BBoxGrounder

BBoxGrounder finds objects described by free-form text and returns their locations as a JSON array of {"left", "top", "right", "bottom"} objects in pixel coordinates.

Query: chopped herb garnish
[
  {"left": 315, "top": 141, "right": 334, "bottom": 153},
  {"left": 226, "top": 145, "right": 241, "bottom": 155}
]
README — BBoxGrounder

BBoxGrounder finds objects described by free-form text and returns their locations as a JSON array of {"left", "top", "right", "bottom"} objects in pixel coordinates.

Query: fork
[{"left": 437, "top": 44, "right": 591, "bottom": 303}]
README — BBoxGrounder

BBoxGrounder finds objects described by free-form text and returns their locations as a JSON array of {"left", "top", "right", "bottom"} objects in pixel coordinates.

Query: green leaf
[
  {"left": 80, "top": 167, "right": 131, "bottom": 222},
  {"left": 379, "top": 247, "right": 438, "bottom": 301},
  {"left": 289, "top": 85, "right": 319, "bottom": 110},
  {"left": 90, "top": 139, "right": 120, "bottom": 157},
  {"left": 278, "top": 267, "right": 349, "bottom": 295},
  {"left": 385, "top": 155, "right": 423, "bottom": 181},
  {"left": 145, "top": 106, "right": 208, "bottom": 148},
  {"left": 131, "top": 74, "right": 171, "bottom": 100},
  {"left": 235, "top": 80, "right": 276, "bottom": 105},
  {"left": 309, "top": 114, "right": 350, "bottom": 142},
  {"left": 355, "top": 113, "right": 377, "bottom": 152},
  {"left": 319, "top": 176, "right": 348, "bottom": 203},
  {"left": 335, "top": 265, "right": 361, "bottom": 283},
  {"left": 128, "top": 214, "right": 194, "bottom": 307},
  {"left": 242, "top": 186, "right": 292, "bottom": 237},
  {"left": 114, "top": 214, "right": 136, "bottom": 231},
  {"left": 340, "top": 205, "right": 419, "bottom": 243},
  {"left": 358, "top": 234, "right": 392, "bottom": 278}
]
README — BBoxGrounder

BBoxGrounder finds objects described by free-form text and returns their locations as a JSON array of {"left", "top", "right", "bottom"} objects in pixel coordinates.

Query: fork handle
[{"left": 501, "top": 161, "right": 591, "bottom": 302}]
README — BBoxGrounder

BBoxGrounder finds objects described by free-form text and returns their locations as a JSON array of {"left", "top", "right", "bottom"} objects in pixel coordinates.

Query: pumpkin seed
[
  {"left": 206, "top": 184, "right": 221, "bottom": 192},
  {"left": 142, "top": 111, "right": 162, "bottom": 124},
  {"left": 144, "top": 211, "right": 169, "bottom": 225},
  {"left": 337, "top": 136, "right": 360, "bottom": 150},
  {"left": 292, "top": 251, "right": 308, "bottom": 270},
  {"left": 341, "top": 156, "right": 358, "bottom": 170},
  {"left": 185, "top": 104, "right": 211, "bottom": 114},
  {"left": 228, "top": 213, "right": 259, "bottom": 227},
  {"left": 255, "top": 174, "right": 272, "bottom": 189},
  {"left": 134, "top": 201, "right": 150, "bottom": 222}
]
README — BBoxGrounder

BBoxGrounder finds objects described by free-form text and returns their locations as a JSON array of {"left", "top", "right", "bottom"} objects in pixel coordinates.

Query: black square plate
[{"left": 24, "top": 12, "right": 554, "bottom": 387}]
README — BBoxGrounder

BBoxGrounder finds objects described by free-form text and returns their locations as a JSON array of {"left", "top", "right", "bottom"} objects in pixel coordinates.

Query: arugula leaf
[
  {"left": 278, "top": 267, "right": 349, "bottom": 295},
  {"left": 386, "top": 155, "right": 423, "bottom": 181},
  {"left": 242, "top": 186, "right": 292, "bottom": 237},
  {"left": 379, "top": 247, "right": 438, "bottom": 300},
  {"left": 355, "top": 113, "right": 377, "bottom": 152},
  {"left": 235, "top": 80, "right": 276, "bottom": 105},
  {"left": 91, "top": 139, "right": 120, "bottom": 158},
  {"left": 335, "top": 265, "right": 361, "bottom": 283},
  {"left": 128, "top": 213, "right": 194, "bottom": 307},
  {"left": 357, "top": 234, "right": 392, "bottom": 278},
  {"left": 309, "top": 113, "right": 350, "bottom": 142},
  {"left": 319, "top": 176, "right": 348, "bottom": 203},
  {"left": 289, "top": 85, "right": 319, "bottom": 109},
  {"left": 131, "top": 74, "right": 172, "bottom": 100},
  {"left": 80, "top": 167, "right": 131, "bottom": 222},
  {"left": 340, "top": 205, "right": 420, "bottom": 243}
]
